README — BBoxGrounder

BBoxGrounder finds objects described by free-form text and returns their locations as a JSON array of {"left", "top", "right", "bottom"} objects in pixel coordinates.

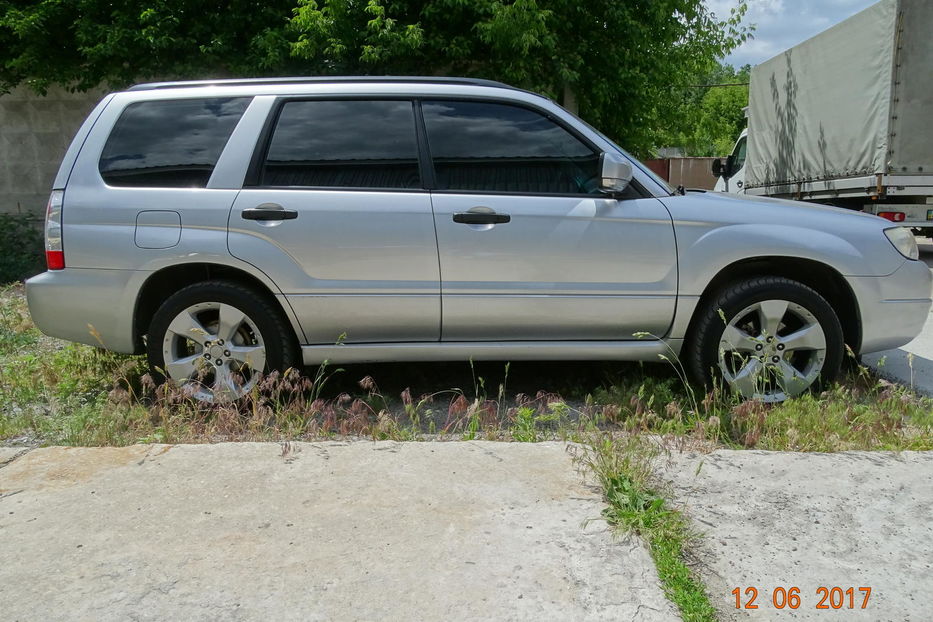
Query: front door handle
[
  {"left": 242, "top": 204, "right": 298, "bottom": 221},
  {"left": 452, "top": 212, "right": 511, "bottom": 225}
]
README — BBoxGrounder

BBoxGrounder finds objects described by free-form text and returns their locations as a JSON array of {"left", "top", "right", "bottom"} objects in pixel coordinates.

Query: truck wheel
[
  {"left": 687, "top": 277, "right": 843, "bottom": 402},
  {"left": 147, "top": 281, "right": 299, "bottom": 402}
]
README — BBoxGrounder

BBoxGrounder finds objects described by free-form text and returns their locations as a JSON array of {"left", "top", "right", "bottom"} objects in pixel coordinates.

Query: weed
[
  {"left": 0, "top": 214, "right": 43, "bottom": 285},
  {"left": 573, "top": 435, "right": 717, "bottom": 621}
]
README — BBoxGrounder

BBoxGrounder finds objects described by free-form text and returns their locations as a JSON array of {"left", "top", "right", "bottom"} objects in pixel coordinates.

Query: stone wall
[{"left": 0, "top": 85, "right": 107, "bottom": 217}]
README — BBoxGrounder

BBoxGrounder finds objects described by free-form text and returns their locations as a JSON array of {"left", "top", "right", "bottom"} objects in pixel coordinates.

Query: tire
[
  {"left": 147, "top": 280, "right": 299, "bottom": 402},
  {"left": 687, "top": 276, "right": 844, "bottom": 402}
]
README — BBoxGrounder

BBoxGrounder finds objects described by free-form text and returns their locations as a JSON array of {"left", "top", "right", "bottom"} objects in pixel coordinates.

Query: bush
[{"left": 0, "top": 213, "right": 44, "bottom": 284}]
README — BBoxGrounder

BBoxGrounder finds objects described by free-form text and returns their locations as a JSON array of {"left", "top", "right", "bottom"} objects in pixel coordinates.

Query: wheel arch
[
  {"left": 685, "top": 256, "right": 862, "bottom": 354},
  {"left": 133, "top": 262, "right": 304, "bottom": 352}
]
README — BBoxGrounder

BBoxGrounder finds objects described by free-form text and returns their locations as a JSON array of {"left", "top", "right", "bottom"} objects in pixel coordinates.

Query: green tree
[
  {"left": 695, "top": 64, "right": 750, "bottom": 155},
  {"left": 0, "top": 0, "right": 306, "bottom": 91},
  {"left": 284, "top": 0, "right": 751, "bottom": 155},
  {"left": 659, "top": 62, "right": 750, "bottom": 156},
  {"left": 0, "top": 0, "right": 750, "bottom": 157}
]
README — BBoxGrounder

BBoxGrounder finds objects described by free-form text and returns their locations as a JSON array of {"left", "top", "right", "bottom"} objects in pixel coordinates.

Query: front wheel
[
  {"left": 687, "top": 277, "right": 844, "bottom": 402},
  {"left": 147, "top": 281, "right": 299, "bottom": 402}
]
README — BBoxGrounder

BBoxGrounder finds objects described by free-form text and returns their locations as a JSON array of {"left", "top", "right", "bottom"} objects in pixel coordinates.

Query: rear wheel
[
  {"left": 147, "top": 281, "right": 299, "bottom": 402},
  {"left": 687, "top": 277, "right": 844, "bottom": 402}
]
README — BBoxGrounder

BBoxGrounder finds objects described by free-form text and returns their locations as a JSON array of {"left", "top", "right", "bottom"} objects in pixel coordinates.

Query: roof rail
[{"left": 127, "top": 76, "right": 516, "bottom": 92}]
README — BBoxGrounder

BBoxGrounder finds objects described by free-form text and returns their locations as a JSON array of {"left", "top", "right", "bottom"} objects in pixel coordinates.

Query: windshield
[{"left": 732, "top": 136, "right": 748, "bottom": 171}]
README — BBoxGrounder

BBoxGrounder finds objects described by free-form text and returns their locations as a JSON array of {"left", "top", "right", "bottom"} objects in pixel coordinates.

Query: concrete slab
[
  {"left": 0, "top": 447, "right": 29, "bottom": 466},
  {"left": 0, "top": 441, "right": 677, "bottom": 622},
  {"left": 658, "top": 449, "right": 933, "bottom": 621}
]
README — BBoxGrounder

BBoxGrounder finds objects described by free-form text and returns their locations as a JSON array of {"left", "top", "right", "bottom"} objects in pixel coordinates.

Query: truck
[{"left": 713, "top": 0, "right": 933, "bottom": 234}]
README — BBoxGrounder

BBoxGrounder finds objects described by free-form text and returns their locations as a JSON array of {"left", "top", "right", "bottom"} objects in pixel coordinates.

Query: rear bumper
[
  {"left": 848, "top": 260, "right": 932, "bottom": 354},
  {"left": 25, "top": 268, "right": 141, "bottom": 354}
]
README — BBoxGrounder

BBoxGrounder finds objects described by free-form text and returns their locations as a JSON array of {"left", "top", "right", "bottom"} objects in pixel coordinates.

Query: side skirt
[{"left": 300, "top": 339, "right": 684, "bottom": 365}]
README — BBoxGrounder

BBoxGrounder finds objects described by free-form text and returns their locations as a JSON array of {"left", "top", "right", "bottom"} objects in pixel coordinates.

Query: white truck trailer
[{"left": 713, "top": 0, "right": 933, "bottom": 233}]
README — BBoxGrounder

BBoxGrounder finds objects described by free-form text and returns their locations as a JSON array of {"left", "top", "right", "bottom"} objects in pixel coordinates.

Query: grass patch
[
  {"left": 1, "top": 282, "right": 932, "bottom": 450},
  {"left": 0, "top": 283, "right": 41, "bottom": 357},
  {"left": 0, "top": 214, "right": 43, "bottom": 285},
  {"left": 576, "top": 435, "right": 717, "bottom": 621}
]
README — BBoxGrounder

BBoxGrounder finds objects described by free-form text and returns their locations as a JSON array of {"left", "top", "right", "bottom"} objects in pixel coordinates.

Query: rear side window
[
  {"left": 99, "top": 97, "right": 250, "bottom": 188},
  {"left": 421, "top": 100, "right": 600, "bottom": 195},
  {"left": 260, "top": 100, "right": 420, "bottom": 189}
]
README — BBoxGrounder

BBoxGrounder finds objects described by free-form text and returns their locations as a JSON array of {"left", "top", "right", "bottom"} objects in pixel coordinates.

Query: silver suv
[{"left": 26, "top": 77, "right": 932, "bottom": 402}]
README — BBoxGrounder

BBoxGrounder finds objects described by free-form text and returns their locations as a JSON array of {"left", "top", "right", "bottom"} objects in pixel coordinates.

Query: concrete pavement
[
  {"left": 658, "top": 449, "right": 933, "bottom": 621},
  {"left": 0, "top": 441, "right": 677, "bottom": 622}
]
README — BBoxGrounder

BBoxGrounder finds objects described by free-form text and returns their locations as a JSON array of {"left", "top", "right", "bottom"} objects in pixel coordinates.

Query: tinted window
[
  {"left": 100, "top": 98, "right": 250, "bottom": 187},
  {"left": 422, "top": 101, "right": 600, "bottom": 194},
  {"left": 262, "top": 100, "right": 420, "bottom": 189}
]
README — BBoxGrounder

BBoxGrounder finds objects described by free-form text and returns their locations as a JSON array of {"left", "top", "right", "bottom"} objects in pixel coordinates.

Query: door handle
[
  {"left": 452, "top": 212, "right": 511, "bottom": 225},
  {"left": 242, "top": 204, "right": 298, "bottom": 221}
]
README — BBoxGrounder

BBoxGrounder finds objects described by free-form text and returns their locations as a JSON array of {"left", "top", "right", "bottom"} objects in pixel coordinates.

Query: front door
[
  {"left": 228, "top": 99, "right": 440, "bottom": 344},
  {"left": 421, "top": 100, "right": 678, "bottom": 341}
]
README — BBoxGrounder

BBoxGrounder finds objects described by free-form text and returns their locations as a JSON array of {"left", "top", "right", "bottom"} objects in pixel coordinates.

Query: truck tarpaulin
[{"left": 746, "top": 0, "right": 933, "bottom": 191}]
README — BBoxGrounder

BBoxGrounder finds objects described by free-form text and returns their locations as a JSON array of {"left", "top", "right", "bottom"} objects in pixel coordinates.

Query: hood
[
  {"left": 658, "top": 190, "right": 908, "bottom": 278},
  {"left": 668, "top": 190, "right": 888, "bottom": 231}
]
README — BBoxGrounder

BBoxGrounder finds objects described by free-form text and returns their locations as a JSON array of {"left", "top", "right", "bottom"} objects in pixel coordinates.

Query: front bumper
[
  {"left": 847, "top": 259, "right": 933, "bottom": 354},
  {"left": 25, "top": 268, "right": 142, "bottom": 354}
]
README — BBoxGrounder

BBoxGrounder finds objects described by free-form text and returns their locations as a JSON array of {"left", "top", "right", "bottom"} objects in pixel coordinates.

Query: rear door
[
  {"left": 228, "top": 99, "right": 440, "bottom": 344},
  {"left": 422, "top": 99, "right": 677, "bottom": 341}
]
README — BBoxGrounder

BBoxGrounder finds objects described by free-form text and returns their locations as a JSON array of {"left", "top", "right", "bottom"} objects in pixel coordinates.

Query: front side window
[
  {"left": 261, "top": 100, "right": 420, "bottom": 189},
  {"left": 99, "top": 97, "right": 250, "bottom": 187},
  {"left": 421, "top": 100, "right": 600, "bottom": 194}
]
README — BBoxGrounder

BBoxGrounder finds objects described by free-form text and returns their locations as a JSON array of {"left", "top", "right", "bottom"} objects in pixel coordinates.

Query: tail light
[
  {"left": 878, "top": 211, "right": 906, "bottom": 223},
  {"left": 45, "top": 190, "right": 65, "bottom": 270}
]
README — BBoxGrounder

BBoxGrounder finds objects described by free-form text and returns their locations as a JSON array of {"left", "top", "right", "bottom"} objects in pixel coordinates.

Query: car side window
[
  {"left": 260, "top": 100, "right": 421, "bottom": 189},
  {"left": 99, "top": 97, "right": 251, "bottom": 188},
  {"left": 421, "top": 100, "right": 601, "bottom": 195}
]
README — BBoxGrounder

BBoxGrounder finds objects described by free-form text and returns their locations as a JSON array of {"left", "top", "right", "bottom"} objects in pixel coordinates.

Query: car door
[
  {"left": 422, "top": 99, "right": 677, "bottom": 341},
  {"left": 228, "top": 99, "right": 440, "bottom": 344}
]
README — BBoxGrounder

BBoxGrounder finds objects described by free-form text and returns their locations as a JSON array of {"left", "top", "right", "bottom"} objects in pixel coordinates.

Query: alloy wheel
[
  {"left": 161, "top": 302, "right": 266, "bottom": 402},
  {"left": 717, "top": 299, "right": 827, "bottom": 402}
]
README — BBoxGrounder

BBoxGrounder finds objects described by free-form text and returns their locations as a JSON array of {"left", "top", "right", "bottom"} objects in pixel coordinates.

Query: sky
[{"left": 705, "top": 0, "right": 879, "bottom": 67}]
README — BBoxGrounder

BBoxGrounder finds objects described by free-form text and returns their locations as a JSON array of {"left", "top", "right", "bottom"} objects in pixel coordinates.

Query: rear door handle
[
  {"left": 241, "top": 204, "right": 298, "bottom": 221},
  {"left": 452, "top": 212, "right": 511, "bottom": 225}
]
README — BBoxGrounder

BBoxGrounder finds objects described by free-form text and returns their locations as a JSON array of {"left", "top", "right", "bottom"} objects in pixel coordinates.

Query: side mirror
[
  {"left": 599, "top": 152, "right": 633, "bottom": 196},
  {"left": 712, "top": 155, "right": 736, "bottom": 179},
  {"left": 712, "top": 158, "right": 723, "bottom": 177}
]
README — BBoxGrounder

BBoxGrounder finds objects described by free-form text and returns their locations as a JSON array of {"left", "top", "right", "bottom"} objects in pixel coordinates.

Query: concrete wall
[{"left": 1, "top": 85, "right": 106, "bottom": 217}]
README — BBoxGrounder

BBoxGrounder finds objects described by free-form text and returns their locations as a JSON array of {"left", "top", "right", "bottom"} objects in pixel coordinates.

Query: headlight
[{"left": 884, "top": 227, "right": 919, "bottom": 260}]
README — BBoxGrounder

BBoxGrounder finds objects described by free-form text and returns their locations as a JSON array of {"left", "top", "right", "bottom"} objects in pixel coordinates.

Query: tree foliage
[
  {"left": 0, "top": 0, "right": 750, "bottom": 156},
  {"left": 659, "top": 62, "right": 750, "bottom": 156}
]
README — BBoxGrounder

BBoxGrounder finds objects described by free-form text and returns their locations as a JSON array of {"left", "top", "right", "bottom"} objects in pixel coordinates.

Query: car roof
[{"left": 127, "top": 76, "right": 519, "bottom": 92}]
